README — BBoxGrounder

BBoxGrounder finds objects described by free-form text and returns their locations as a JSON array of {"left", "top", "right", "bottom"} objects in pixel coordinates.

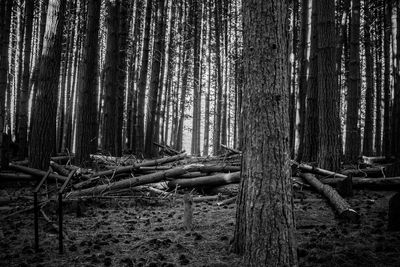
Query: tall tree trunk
[
  {"left": 302, "top": 0, "right": 319, "bottom": 163},
  {"left": 296, "top": 0, "right": 311, "bottom": 161},
  {"left": 316, "top": 0, "right": 341, "bottom": 171},
  {"left": 213, "top": 0, "right": 223, "bottom": 155},
  {"left": 102, "top": 0, "right": 119, "bottom": 155},
  {"left": 363, "top": 0, "right": 375, "bottom": 156},
  {"left": 16, "top": 0, "right": 34, "bottom": 159},
  {"left": 233, "top": 1, "right": 298, "bottom": 265},
  {"left": 383, "top": 1, "right": 392, "bottom": 157},
  {"left": 144, "top": 0, "right": 165, "bottom": 158},
  {"left": 0, "top": 0, "right": 13, "bottom": 168},
  {"left": 375, "top": 4, "right": 383, "bottom": 156},
  {"left": 136, "top": 0, "right": 153, "bottom": 155},
  {"left": 29, "top": 0, "right": 66, "bottom": 170},
  {"left": 392, "top": 1, "right": 400, "bottom": 158},
  {"left": 345, "top": 0, "right": 361, "bottom": 162},
  {"left": 75, "top": 0, "right": 100, "bottom": 163}
]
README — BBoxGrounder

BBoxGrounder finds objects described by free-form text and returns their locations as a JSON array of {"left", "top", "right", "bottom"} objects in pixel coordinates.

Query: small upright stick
[{"left": 183, "top": 193, "right": 193, "bottom": 231}]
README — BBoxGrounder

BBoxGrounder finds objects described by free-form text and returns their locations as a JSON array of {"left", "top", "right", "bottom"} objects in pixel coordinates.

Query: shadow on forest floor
[{"left": 0, "top": 184, "right": 399, "bottom": 266}]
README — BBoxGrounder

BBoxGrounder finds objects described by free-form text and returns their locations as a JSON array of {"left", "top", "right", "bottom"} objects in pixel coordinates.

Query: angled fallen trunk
[
  {"left": 292, "top": 161, "right": 347, "bottom": 179},
  {"left": 0, "top": 172, "right": 35, "bottom": 181},
  {"left": 93, "top": 153, "right": 187, "bottom": 178},
  {"left": 167, "top": 172, "right": 241, "bottom": 189},
  {"left": 9, "top": 164, "right": 67, "bottom": 182},
  {"left": 322, "top": 177, "right": 400, "bottom": 190},
  {"left": 68, "top": 164, "right": 197, "bottom": 198},
  {"left": 50, "top": 161, "right": 70, "bottom": 176},
  {"left": 300, "top": 173, "right": 359, "bottom": 222},
  {"left": 341, "top": 167, "right": 386, "bottom": 178}
]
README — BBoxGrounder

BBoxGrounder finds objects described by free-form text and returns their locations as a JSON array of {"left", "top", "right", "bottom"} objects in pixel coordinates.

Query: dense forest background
[{"left": 0, "top": 0, "right": 399, "bottom": 172}]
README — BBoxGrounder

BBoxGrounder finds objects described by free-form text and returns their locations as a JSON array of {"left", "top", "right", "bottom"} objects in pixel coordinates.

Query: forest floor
[{"left": 0, "top": 183, "right": 400, "bottom": 267}]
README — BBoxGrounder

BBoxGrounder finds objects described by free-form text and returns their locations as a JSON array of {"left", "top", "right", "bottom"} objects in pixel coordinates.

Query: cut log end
[{"left": 339, "top": 209, "right": 360, "bottom": 224}]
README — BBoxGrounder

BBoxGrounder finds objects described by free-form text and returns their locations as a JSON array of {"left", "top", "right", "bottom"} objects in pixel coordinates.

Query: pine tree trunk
[
  {"left": 0, "top": 0, "right": 13, "bottom": 169},
  {"left": 363, "top": 0, "right": 375, "bottom": 157},
  {"left": 144, "top": 0, "right": 165, "bottom": 158},
  {"left": 383, "top": 1, "right": 392, "bottom": 157},
  {"left": 392, "top": 2, "right": 400, "bottom": 158},
  {"left": 302, "top": 0, "right": 319, "bottom": 163},
  {"left": 233, "top": 1, "right": 297, "bottom": 265},
  {"left": 316, "top": 0, "right": 341, "bottom": 171},
  {"left": 375, "top": 5, "right": 383, "bottom": 156},
  {"left": 102, "top": 0, "right": 119, "bottom": 156},
  {"left": 345, "top": 0, "right": 361, "bottom": 162},
  {"left": 16, "top": 0, "right": 34, "bottom": 159},
  {"left": 29, "top": 0, "right": 66, "bottom": 170},
  {"left": 136, "top": 0, "right": 153, "bottom": 155},
  {"left": 75, "top": 0, "right": 100, "bottom": 163}
]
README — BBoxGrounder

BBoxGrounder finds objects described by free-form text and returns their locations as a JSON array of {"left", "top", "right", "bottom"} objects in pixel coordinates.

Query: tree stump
[
  {"left": 337, "top": 174, "right": 353, "bottom": 197},
  {"left": 388, "top": 192, "right": 400, "bottom": 231}
]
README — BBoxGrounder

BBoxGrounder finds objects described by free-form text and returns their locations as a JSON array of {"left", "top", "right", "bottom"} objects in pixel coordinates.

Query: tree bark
[
  {"left": 75, "top": 0, "right": 101, "bottom": 163},
  {"left": 233, "top": 1, "right": 298, "bottom": 265},
  {"left": 29, "top": 0, "right": 66, "bottom": 170}
]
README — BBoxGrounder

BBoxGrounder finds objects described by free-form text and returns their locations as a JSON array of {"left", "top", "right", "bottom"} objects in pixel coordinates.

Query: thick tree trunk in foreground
[
  {"left": 75, "top": 0, "right": 101, "bottom": 164},
  {"left": 233, "top": 1, "right": 298, "bottom": 265},
  {"left": 29, "top": 0, "right": 66, "bottom": 170}
]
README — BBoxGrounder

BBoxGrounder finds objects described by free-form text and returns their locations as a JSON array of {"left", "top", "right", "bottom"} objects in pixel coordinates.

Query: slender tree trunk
[
  {"left": 302, "top": 0, "right": 319, "bottom": 163},
  {"left": 29, "top": 0, "right": 66, "bottom": 170},
  {"left": 16, "top": 0, "right": 34, "bottom": 159},
  {"left": 375, "top": 4, "right": 383, "bottom": 156},
  {"left": 75, "top": 0, "right": 100, "bottom": 163},
  {"left": 144, "top": 0, "right": 165, "bottom": 158},
  {"left": 363, "top": 0, "right": 375, "bottom": 156},
  {"left": 136, "top": 0, "right": 153, "bottom": 155},
  {"left": 0, "top": 0, "right": 13, "bottom": 168},
  {"left": 392, "top": 1, "right": 400, "bottom": 158},
  {"left": 345, "top": 0, "right": 361, "bottom": 162},
  {"left": 233, "top": 1, "right": 298, "bottom": 265},
  {"left": 383, "top": 1, "right": 392, "bottom": 157},
  {"left": 102, "top": 0, "right": 119, "bottom": 155}
]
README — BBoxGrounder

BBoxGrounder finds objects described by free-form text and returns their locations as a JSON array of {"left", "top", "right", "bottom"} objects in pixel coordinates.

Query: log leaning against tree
[{"left": 299, "top": 173, "right": 359, "bottom": 222}]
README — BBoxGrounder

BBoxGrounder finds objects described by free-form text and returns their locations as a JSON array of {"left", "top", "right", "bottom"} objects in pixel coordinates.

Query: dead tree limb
[
  {"left": 9, "top": 164, "right": 67, "bottom": 182},
  {"left": 0, "top": 172, "right": 35, "bottom": 181},
  {"left": 221, "top": 144, "right": 242, "bottom": 154},
  {"left": 168, "top": 172, "right": 241, "bottom": 189},
  {"left": 300, "top": 173, "right": 359, "bottom": 222},
  {"left": 291, "top": 161, "right": 347, "bottom": 179},
  {"left": 68, "top": 164, "right": 197, "bottom": 198}
]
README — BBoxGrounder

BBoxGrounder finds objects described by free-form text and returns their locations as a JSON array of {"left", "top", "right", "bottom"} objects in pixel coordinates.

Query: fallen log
[
  {"left": 9, "top": 164, "right": 67, "bottom": 182},
  {"left": 0, "top": 172, "right": 35, "bottom": 181},
  {"left": 50, "top": 161, "right": 70, "bottom": 176},
  {"left": 93, "top": 153, "right": 187, "bottom": 178},
  {"left": 68, "top": 164, "right": 197, "bottom": 198},
  {"left": 153, "top": 142, "right": 181, "bottom": 156},
  {"left": 300, "top": 173, "right": 359, "bottom": 222},
  {"left": 167, "top": 172, "right": 241, "bottom": 189},
  {"left": 291, "top": 161, "right": 347, "bottom": 179},
  {"left": 341, "top": 167, "right": 386, "bottom": 178},
  {"left": 221, "top": 144, "right": 242, "bottom": 155},
  {"left": 322, "top": 177, "right": 400, "bottom": 190}
]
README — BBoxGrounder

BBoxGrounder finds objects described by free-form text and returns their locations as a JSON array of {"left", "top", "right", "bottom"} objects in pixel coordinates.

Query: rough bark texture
[
  {"left": 375, "top": 6, "right": 383, "bottom": 156},
  {"left": 345, "top": 0, "right": 361, "bottom": 162},
  {"left": 363, "top": 0, "right": 375, "bottom": 157},
  {"left": 0, "top": 0, "right": 13, "bottom": 169},
  {"left": 392, "top": 2, "right": 400, "bottom": 158},
  {"left": 302, "top": 0, "right": 319, "bottom": 163},
  {"left": 316, "top": 0, "right": 341, "bottom": 171},
  {"left": 136, "top": 0, "right": 153, "bottom": 155},
  {"left": 75, "top": 0, "right": 101, "bottom": 164},
  {"left": 102, "top": 0, "right": 119, "bottom": 156},
  {"left": 233, "top": 1, "right": 298, "bottom": 266},
  {"left": 17, "top": 0, "right": 34, "bottom": 159},
  {"left": 29, "top": 0, "right": 66, "bottom": 170},
  {"left": 383, "top": 1, "right": 392, "bottom": 157}
]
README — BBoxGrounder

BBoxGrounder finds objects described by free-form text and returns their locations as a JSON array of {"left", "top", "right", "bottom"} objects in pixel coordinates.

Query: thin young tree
[
  {"left": 29, "top": 0, "right": 66, "bottom": 170},
  {"left": 233, "top": 0, "right": 298, "bottom": 265}
]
